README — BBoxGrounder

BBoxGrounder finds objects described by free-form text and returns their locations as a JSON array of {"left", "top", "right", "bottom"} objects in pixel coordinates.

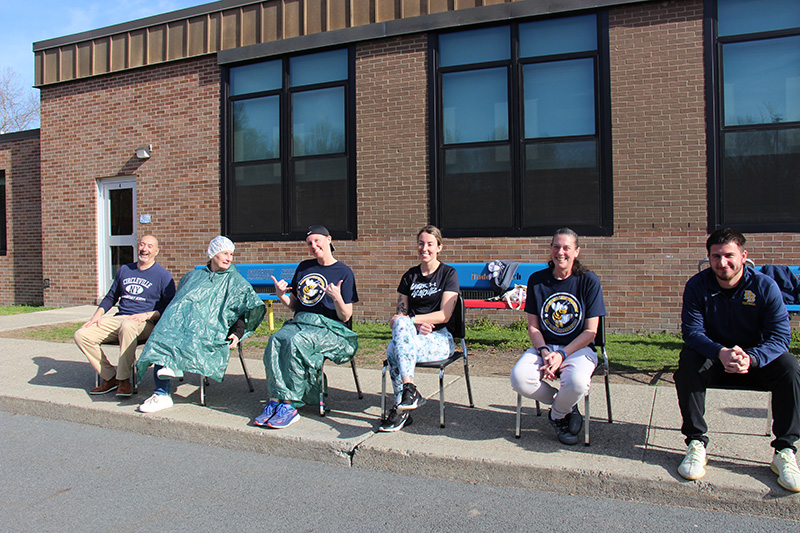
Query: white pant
[{"left": 510, "top": 345, "right": 597, "bottom": 420}]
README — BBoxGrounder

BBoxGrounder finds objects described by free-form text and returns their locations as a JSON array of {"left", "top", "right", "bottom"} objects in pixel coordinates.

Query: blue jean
[
  {"left": 385, "top": 316, "right": 455, "bottom": 404},
  {"left": 152, "top": 364, "right": 171, "bottom": 396}
]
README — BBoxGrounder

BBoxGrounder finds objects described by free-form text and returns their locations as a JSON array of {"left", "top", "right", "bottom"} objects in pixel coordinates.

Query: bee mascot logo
[
  {"left": 298, "top": 273, "right": 327, "bottom": 306},
  {"left": 541, "top": 293, "right": 582, "bottom": 336}
]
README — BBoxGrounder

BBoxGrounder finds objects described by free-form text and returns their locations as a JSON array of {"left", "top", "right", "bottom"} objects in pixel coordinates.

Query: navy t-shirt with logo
[
  {"left": 524, "top": 268, "right": 606, "bottom": 346},
  {"left": 99, "top": 262, "right": 176, "bottom": 316},
  {"left": 291, "top": 259, "right": 358, "bottom": 322},
  {"left": 397, "top": 263, "right": 459, "bottom": 331}
]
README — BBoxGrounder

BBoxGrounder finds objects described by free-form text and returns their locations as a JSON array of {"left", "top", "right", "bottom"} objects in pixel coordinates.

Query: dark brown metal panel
[
  {"left": 352, "top": 0, "right": 373, "bottom": 26},
  {"left": 59, "top": 46, "right": 75, "bottom": 81},
  {"left": 77, "top": 42, "right": 92, "bottom": 78},
  {"left": 329, "top": 0, "right": 350, "bottom": 30},
  {"left": 284, "top": 0, "right": 304, "bottom": 39},
  {"left": 376, "top": 0, "right": 398, "bottom": 22},
  {"left": 262, "top": 2, "right": 282, "bottom": 42},
  {"left": 93, "top": 38, "right": 110, "bottom": 75},
  {"left": 210, "top": 12, "right": 222, "bottom": 53},
  {"left": 221, "top": 9, "right": 240, "bottom": 50},
  {"left": 167, "top": 21, "right": 187, "bottom": 60},
  {"left": 129, "top": 29, "right": 147, "bottom": 68},
  {"left": 188, "top": 16, "right": 209, "bottom": 56},
  {"left": 148, "top": 25, "right": 166, "bottom": 64},
  {"left": 307, "top": 0, "right": 327, "bottom": 35},
  {"left": 241, "top": 4, "right": 261, "bottom": 46}
]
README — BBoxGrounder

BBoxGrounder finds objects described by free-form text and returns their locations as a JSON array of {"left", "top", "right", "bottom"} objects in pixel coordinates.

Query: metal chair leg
[
  {"left": 351, "top": 359, "right": 363, "bottom": 399},
  {"left": 381, "top": 361, "right": 388, "bottom": 418},
  {"left": 584, "top": 391, "right": 591, "bottom": 446},
  {"left": 200, "top": 375, "right": 206, "bottom": 406},
  {"left": 515, "top": 393, "right": 522, "bottom": 438},
  {"left": 461, "top": 339, "right": 474, "bottom": 408},
  {"left": 438, "top": 367, "right": 446, "bottom": 428},
  {"left": 767, "top": 391, "right": 773, "bottom": 437},
  {"left": 318, "top": 368, "right": 327, "bottom": 417},
  {"left": 603, "top": 347, "right": 612, "bottom": 423},
  {"left": 238, "top": 344, "right": 254, "bottom": 393}
]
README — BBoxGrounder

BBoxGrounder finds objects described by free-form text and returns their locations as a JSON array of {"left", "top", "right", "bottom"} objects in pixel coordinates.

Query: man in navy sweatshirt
[
  {"left": 74, "top": 235, "right": 176, "bottom": 397},
  {"left": 675, "top": 228, "right": 800, "bottom": 492}
]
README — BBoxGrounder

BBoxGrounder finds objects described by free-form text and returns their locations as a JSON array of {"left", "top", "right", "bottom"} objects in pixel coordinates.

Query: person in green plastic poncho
[
  {"left": 135, "top": 236, "right": 266, "bottom": 413},
  {"left": 253, "top": 225, "right": 359, "bottom": 429}
]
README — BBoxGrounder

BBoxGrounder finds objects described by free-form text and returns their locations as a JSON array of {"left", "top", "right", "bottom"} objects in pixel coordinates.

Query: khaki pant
[{"left": 74, "top": 310, "right": 155, "bottom": 381}]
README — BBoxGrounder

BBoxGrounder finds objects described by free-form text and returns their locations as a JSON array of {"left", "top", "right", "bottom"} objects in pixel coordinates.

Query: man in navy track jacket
[{"left": 675, "top": 228, "right": 800, "bottom": 492}]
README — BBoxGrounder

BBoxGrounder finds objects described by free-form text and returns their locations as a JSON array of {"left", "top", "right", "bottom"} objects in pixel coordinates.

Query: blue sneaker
[
  {"left": 253, "top": 400, "right": 279, "bottom": 427},
  {"left": 267, "top": 402, "right": 300, "bottom": 429}
]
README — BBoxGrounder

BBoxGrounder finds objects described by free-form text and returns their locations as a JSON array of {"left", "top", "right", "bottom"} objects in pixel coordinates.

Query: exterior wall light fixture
[{"left": 135, "top": 144, "right": 152, "bottom": 159}]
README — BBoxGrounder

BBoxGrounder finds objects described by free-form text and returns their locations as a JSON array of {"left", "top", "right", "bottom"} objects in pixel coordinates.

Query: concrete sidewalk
[{"left": 0, "top": 307, "right": 797, "bottom": 520}]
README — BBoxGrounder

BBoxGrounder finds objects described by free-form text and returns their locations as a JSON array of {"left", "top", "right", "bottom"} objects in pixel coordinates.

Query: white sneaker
[
  {"left": 156, "top": 367, "right": 184, "bottom": 380},
  {"left": 678, "top": 440, "right": 707, "bottom": 480},
  {"left": 770, "top": 448, "right": 800, "bottom": 492},
  {"left": 138, "top": 394, "right": 173, "bottom": 413}
]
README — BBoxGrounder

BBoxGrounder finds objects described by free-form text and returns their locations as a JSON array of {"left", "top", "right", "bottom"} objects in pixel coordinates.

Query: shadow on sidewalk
[{"left": 30, "top": 357, "right": 95, "bottom": 391}]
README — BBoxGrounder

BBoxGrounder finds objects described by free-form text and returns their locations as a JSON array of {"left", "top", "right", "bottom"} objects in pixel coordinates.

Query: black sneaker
[
  {"left": 549, "top": 410, "right": 579, "bottom": 445},
  {"left": 397, "top": 383, "right": 425, "bottom": 412},
  {"left": 567, "top": 405, "right": 583, "bottom": 436},
  {"left": 378, "top": 407, "right": 413, "bottom": 432}
]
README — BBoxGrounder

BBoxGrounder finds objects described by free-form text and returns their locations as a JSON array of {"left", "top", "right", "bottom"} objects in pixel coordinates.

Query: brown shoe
[
  {"left": 116, "top": 379, "right": 132, "bottom": 397},
  {"left": 89, "top": 377, "right": 118, "bottom": 395}
]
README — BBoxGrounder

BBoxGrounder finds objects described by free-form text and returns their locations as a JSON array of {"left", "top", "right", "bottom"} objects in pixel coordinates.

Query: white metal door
[{"left": 98, "top": 178, "right": 137, "bottom": 295}]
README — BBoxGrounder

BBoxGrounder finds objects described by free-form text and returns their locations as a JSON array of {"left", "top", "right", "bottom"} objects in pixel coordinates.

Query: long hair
[{"left": 547, "top": 227, "right": 588, "bottom": 276}]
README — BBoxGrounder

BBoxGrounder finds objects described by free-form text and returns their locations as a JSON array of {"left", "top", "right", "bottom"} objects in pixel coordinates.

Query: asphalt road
[{"left": 0, "top": 411, "right": 796, "bottom": 532}]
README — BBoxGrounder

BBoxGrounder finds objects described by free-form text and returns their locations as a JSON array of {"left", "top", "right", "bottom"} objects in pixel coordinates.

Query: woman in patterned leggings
[{"left": 379, "top": 225, "right": 460, "bottom": 432}]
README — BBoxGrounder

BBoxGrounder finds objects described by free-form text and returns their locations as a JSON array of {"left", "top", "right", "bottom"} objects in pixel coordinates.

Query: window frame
[
  {"left": 429, "top": 11, "right": 613, "bottom": 238},
  {"left": 705, "top": 0, "right": 800, "bottom": 232},
  {"left": 221, "top": 46, "right": 357, "bottom": 242}
]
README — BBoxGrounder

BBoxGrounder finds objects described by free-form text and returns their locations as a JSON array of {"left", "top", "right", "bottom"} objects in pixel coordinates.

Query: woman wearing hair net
[{"left": 135, "top": 236, "right": 265, "bottom": 413}]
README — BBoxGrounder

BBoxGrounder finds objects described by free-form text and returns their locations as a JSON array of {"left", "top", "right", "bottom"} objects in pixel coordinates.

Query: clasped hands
[
  {"left": 540, "top": 348, "right": 564, "bottom": 381},
  {"left": 719, "top": 345, "right": 751, "bottom": 374}
]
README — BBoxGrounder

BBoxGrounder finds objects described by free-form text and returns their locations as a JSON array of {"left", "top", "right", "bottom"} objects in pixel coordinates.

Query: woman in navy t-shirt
[
  {"left": 510, "top": 228, "right": 606, "bottom": 445},
  {"left": 379, "top": 225, "right": 460, "bottom": 432}
]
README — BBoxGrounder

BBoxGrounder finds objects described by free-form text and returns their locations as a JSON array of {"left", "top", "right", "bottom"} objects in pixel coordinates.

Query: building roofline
[
  {"left": 0, "top": 129, "right": 41, "bottom": 142},
  {"left": 33, "top": 0, "right": 650, "bottom": 87},
  {"left": 217, "top": 0, "right": 646, "bottom": 64},
  {"left": 33, "top": 0, "right": 250, "bottom": 51}
]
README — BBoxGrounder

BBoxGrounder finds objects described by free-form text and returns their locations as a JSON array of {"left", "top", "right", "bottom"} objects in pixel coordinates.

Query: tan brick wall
[
  {"left": 0, "top": 134, "right": 43, "bottom": 305},
  {"left": 36, "top": 0, "right": 800, "bottom": 332}
]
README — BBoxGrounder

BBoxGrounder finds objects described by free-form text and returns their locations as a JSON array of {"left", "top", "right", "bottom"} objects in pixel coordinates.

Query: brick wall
[
  {"left": 0, "top": 133, "right": 43, "bottom": 305},
  {"left": 36, "top": 0, "right": 800, "bottom": 331},
  {"left": 39, "top": 57, "right": 222, "bottom": 305}
]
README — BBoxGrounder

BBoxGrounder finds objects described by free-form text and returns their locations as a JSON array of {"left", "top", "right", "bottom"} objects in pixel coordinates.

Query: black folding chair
[
  {"left": 317, "top": 318, "right": 363, "bottom": 416},
  {"left": 381, "top": 294, "right": 474, "bottom": 428},
  {"left": 198, "top": 342, "right": 254, "bottom": 406}
]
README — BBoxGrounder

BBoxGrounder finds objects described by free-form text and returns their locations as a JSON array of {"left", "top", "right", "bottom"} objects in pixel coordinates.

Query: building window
[
  {"left": 224, "top": 48, "right": 356, "bottom": 240},
  {"left": 708, "top": 0, "right": 800, "bottom": 230},
  {"left": 432, "top": 13, "right": 612, "bottom": 237},
  {"left": 0, "top": 170, "right": 5, "bottom": 255}
]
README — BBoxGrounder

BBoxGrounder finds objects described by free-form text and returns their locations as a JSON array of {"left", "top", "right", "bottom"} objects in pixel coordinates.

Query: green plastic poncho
[
  {"left": 264, "top": 311, "right": 358, "bottom": 406},
  {"left": 136, "top": 264, "right": 266, "bottom": 382}
]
